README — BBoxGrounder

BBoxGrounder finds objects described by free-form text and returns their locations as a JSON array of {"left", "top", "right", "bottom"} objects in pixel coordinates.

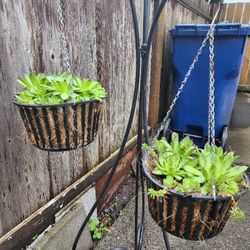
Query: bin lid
[{"left": 170, "top": 23, "right": 250, "bottom": 36}]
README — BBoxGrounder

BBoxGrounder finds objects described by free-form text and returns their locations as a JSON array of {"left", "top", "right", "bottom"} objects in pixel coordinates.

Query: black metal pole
[
  {"left": 134, "top": 1, "right": 168, "bottom": 250},
  {"left": 73, "top": 1, "right": 169, "bottom": 249},
  {"left": 162, "top": 229, "right": 171, "bottom": 250},
  {"left": 134, "top": 0, "right": 150, "bottom": 247}
]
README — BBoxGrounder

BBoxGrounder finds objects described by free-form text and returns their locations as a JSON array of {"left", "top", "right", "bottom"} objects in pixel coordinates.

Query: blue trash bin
[{"left": 169, "top": 23, "right": 250, "bottom": 146}]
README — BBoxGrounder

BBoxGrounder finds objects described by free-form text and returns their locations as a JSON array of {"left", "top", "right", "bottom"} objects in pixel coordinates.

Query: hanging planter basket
[
  {"left": 143, "top": 159, "right": 249, "bottom": 241},
  {"left": 14, "top": 100, "right": 103, "bottom": 151}
]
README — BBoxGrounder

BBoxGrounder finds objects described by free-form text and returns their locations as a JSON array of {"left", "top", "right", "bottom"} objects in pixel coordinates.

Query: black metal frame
[{"left": 72, "top": 0, "right": 169, "bottom": 249}]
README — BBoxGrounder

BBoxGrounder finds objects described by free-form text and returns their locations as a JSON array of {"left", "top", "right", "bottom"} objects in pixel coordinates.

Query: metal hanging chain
[
  {"left": 154, "top": 4, "right": 222, "bottom": 141},
  {"left": 208, "top": 17, "right": 217, "bottom": 201},
  {"left": 56, "top": 0, "right": 75, "bottom": 103},
  {"left": 208, "top": 25, "right": 216, "bottom": 146}
]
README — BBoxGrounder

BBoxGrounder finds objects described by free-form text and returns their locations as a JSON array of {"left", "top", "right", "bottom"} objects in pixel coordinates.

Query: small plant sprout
[
  {"left": 229, "top": 205, "right": 245, "bottom": 219},
  {"left": 88, "top": 218, "right": 110, "bottom": 240},
  {"left": 228, "top": 197, "right": 245, "bottom": 219},
  {"left": 148, "top": 188, "right": 167, "bottom": 199}
]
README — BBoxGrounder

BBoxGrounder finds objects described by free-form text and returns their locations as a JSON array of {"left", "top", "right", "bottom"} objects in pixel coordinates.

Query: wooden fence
[
  {"left": 0, "top": 0, "right": 210, "bottom": 241},
  {"left": 219, "top": 2, "right": 250, "bottom": 85}
]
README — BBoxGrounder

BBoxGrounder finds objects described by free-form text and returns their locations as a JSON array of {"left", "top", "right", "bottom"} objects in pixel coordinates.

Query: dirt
[{"left": 94, "top": 173, "right": 136, "bottom": 247}]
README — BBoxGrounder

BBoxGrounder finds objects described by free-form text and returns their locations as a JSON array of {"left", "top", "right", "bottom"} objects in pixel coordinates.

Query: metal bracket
[{"left": 140, "top": 44, "right": 148, "bottom": 58}]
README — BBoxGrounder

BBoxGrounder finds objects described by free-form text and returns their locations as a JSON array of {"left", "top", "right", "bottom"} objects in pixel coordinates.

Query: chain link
[
  {"left": 154, "top": 4, "right": 222, "bottom": 141},
  {"left": 208, "top": 21, "right": 217, "bottom": 200},
  {"left": 56, "top": 0, "right": 75, "bottom": 102}
]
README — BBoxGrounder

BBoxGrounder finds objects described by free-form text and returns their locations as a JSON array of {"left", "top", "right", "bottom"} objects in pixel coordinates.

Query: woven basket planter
[
  {"left": 14, "top": 100, "right": 103, "bottom": 151},
  {"left": 143, "top": 160, "right": 249, "bottom": 241}
]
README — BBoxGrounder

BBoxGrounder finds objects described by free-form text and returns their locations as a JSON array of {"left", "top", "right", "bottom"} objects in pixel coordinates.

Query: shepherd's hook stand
[
  {"left": 128, "top": 1, "right": 170, "bottom": 250},
  {"left": 72, "top": 0, "right": 169, "bottom": 249}
]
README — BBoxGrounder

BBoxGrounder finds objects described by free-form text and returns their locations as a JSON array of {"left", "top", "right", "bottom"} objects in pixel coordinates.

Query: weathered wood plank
[
  {"left": 221, "top": 3, "right": 250, "bottom": 85},
  {"left": 240, "top": 38, "right": 250, "bottom": 85},
  {"left": 240, "top": 38, "right": 249, "bottom": 85},
  {"left": 219, "top": 4, "right": 227, "bottom": 21},
  {"left": 242, "top": 3, "right": 250, "bottom": 23},
  {"left": 225, "top": 3, "right": 236, "bottom": 21},
  {"left": 233, "top": 3, "right": 244, "bottom": 23},
  {"left": 149, "top": 0, "right": 167, "bottom": 128}
]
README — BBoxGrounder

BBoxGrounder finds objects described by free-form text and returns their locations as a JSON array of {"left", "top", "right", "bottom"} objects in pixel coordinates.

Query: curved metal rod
[
  {"left": 162, "top": 229, "right": 171, "bottom": 250},
  {"left": 136, "top": 1, "right": 168, "bottom": 249},
  {"left": 130, "top": 0, "right": 146, "bottom": 250},
  {"left": 143, "top": 0, "right": 150, "bottom": 43},
  {"left": 72, "top": 0, "right": 141, "bottom": 248},
  {"left": 134, "top": 0, "right": 150, "bottom": 247},
  {"left": 142, "top": 0, "right": 168, "bottom": 145},
  {"left": 147, "top": 0, "right": 168, "bottom": 52}
]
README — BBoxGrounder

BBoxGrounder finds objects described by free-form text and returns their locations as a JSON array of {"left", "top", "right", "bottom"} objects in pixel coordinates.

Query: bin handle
[
  {"left": 175, "top": 23, "right": 241, "bottom": 31},
  {"left": 175, "top": 24, "right": 197, "bottom": 30},
  {"left": 175, "top": 24, "right": 197, "bottom": 35},
  {"left": 215, "top": 23, "right": 241, "bottom": 30}
]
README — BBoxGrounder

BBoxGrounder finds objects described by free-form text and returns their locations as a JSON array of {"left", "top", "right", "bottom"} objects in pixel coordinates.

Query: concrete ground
[
  {"left": 95, "top": 128, "right": 250, "bottom": 250},
  {"left": 227, "top": 127, "right": 250, "bottom": 166}
]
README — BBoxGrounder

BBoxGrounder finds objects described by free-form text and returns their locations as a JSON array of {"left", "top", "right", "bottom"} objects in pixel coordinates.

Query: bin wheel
[
  {"left": 163, "top": 118, "right": 171, "bottom": 141},
  {"left": 221, "top": 126, "right": 228, "bottom": 149}
]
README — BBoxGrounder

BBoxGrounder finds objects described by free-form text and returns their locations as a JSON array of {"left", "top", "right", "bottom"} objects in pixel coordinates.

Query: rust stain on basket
[
  {"left": 162, "top": 197, "right": 168, "bottom": 226},
  {"left": 170, "top": 197, "right": 178, "bottom": 232},
  {"left": 19, "top": 107, "right": 36, "bottom": 145},
  {"left": 218, "top": 199, "right": 233, "bottom": 228},
  {"left": 47, "top": 108, "right": 58, "bottom": 148},
  {"left": 179, "top": 206, "right": 188, "bottom": 237},
  {"left": 57, "top": 107, "right": 67, "bottom": 148},
  {"left": 198, "top": 201, "right": 213, "bottom": 238},
  {"left": 76, "top": 104, "right": 83, "bottom": 145},
  {"left": 29, "top": 107, "right": 42, "bottom": 148},
  {"left": 84, "top": 103, "right": 89, "bottom": 143},
  {"left": 67, "top": 106, "right": 75, "bottom": 148},
  {"left": 90, "top": 102, "right": 96, "bottom": 141},
  {"left": 190, "top": 201, "right": 201, "bottom": 237},
  {"left": 209, "top": 201, "right": 224, "bottom": 234},
  {"left": 37, "top": 108, "right": 50, "bottom": 148},
  {"left": 156, "top": 196, "right": 161, "bottom": 223}
]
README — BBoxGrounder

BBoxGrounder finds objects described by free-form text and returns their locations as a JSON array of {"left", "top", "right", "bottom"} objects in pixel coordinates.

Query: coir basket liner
[
  {"left": 14, "top": 100, "right": 103, "bottom": 151},
  {"left": 143, "top": 158, "right": 249, "bottom": 241}
]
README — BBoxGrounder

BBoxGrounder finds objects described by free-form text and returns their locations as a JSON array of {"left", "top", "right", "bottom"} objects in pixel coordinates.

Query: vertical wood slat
[
  {"left": 219, "top": 4, "right": 227, "bottom": 21},
  {"left": 242, "top": 3, "right": 250, "bottom": 23},
  {"left": 225, "top": 3, "right": 236, "bottom": 21},
  {"left": 149, "top": 1, "right": 167, "bottom": 128},
  {"left": 220, "top": 3, "right": 250, "bottom": 85},
  {"left": 233, "top": 3, "right": 244, "bottom": 23},
  {"left": 241, "top": 3, "right": 250, "bottom": 85},
  {"left": 240, "top": 38, "right": 250, "bottom": 85}
]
